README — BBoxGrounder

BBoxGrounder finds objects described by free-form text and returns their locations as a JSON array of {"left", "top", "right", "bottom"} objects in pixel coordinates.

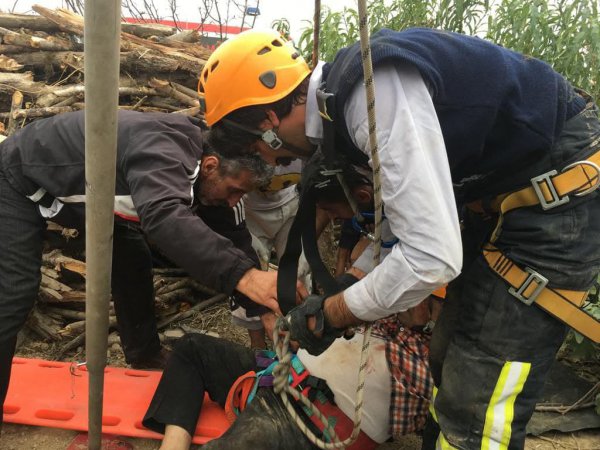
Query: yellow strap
[
  {"left": 483, "top": 245, "right": 600, "bottom": 343},
  {"left": 485, "top": 148, "right": 600, "bottom": 242}
]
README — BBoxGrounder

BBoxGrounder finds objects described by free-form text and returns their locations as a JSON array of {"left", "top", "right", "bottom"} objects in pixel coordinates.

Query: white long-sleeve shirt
[{"left": 306, "top": 62, "right": 463, "bottom": 321}]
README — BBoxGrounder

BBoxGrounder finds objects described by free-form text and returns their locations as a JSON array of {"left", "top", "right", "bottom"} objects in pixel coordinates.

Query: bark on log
[
  {"left": 27, "top": 307, "right": 62, "bottom": 341},
  {"left": 0, "top": 44, "right": 36, "bottom": 54},
  {"left": 42, "top": 249, "right": 86, "bottom": 277},
  {"left": 0, "top": 106, "right": 77, "bottom": 120},
  {"left": 3, "top": 32, "right": 74, "bottom": 51},
  {"left": 121, "top": 22, "right": 175, "bottom": 39},
  {"left": 0, "top": 72, "right": 44, "bottom": 95},
  {"left": 148, "top": 78, "right": 199, "bottom": 108},
  {"left": 35, "top": 83, "right": 160, "bottom": 108},
  {"left": 0, "top": 12, "right": 62, "bottom": 33},
  {"left": 11, "top": 50, "right": 184, "bottom": 75},
  {"left": 173, "top": 106, "right": 202, "bottom": 117},
  {"left": 157, "top": 293, "right": 227, "bottom": 329},
  {"left": 162, "top": 29, "right": 200, "bottom": 44},
  {"left": 45, "top": 307, "right": 86, "bottom": 321},
  {"left": 31, "top": 6, "right": 84, "bottom": 36},
  {"left": 41, "top": 273, "right": 73, "bottom": 293}
]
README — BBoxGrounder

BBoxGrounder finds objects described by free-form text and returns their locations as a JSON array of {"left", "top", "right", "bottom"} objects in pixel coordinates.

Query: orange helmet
[{"left": 198, "top": 29, "right": 311, "bottom": 126}]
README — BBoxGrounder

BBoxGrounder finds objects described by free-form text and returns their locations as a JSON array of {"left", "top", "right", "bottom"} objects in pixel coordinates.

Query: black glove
[{"left": 283, "top": 294, "right": 343, "bottom": 356}]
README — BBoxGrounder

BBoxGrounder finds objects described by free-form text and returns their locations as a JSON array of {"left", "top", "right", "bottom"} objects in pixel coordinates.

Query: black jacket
[{"left": 0, "top": 110, "right": 259, "bottom": 305}]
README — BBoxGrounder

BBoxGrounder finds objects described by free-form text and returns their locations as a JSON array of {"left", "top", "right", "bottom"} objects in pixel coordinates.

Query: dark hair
[
  {"left": 202, "top": 143, "right": 274, "bottom": 189},
  {"left": 207, "top": 76, "right": 310, "bottom": 155},
  {"left": 300, "top": 150, "right": 372, "bottom": 204}
]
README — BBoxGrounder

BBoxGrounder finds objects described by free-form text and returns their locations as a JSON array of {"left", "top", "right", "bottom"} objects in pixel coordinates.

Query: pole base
[{"left": 66, "top": 432, "right": 133, "bottom": 450}]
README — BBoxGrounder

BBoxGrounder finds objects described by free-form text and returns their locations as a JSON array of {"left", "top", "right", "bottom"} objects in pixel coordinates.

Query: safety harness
[
  {"left": 225, "top": 351, "right": 328, "bottom": 422},
  {"left": 224, "top": 350, "right": 372, "bottom": 444},
  {"left": 468, "top": 143, "right": 600, "bottom": 343}
]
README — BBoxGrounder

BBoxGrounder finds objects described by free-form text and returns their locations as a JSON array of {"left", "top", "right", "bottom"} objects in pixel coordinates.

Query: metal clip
[
  {"left": 508, "top": 267, "right": 548, "bottom": 306},
  {"left": 530, "top": 170, "right": 569, "bottom": 210},
  {"left": 261, "top": 129, "right": 283, "bottom": 150},
  {"left": 316, "top": 86, "right": 335, "bottom": 122}
]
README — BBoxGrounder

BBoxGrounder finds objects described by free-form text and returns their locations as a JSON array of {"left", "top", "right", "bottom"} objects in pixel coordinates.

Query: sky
[{"left": 8, "top": 0, "right": 356, "bottom": 41}]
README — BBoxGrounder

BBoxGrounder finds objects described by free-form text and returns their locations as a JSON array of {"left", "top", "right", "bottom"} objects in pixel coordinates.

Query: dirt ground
[{"left": 2, "top": 422, "right": 599, "bottom": 449}]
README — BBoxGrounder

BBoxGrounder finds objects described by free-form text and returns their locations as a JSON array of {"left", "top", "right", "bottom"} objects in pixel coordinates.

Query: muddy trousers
[
  {"left": 143, "top": 333, "right": 318, "bottom": 450},
  {"left": 422, "top": 106, "right": 600, "bottom": 450},
  {"left": 0, "top": 171, "right": 160, "bottom": 425}
]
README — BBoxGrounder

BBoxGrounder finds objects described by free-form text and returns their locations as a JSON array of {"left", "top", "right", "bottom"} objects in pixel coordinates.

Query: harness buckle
[
  {"left": 530, "top": 170, "right": 570, "bottom": 210},
  {"left": 316, "top": 85, "right": 335, "bottom": 122},
  {"left": 561, "top": 160, "right": 600, "bottom": 197},
  {"left": 508, "top": 267, "right": 548, "bottom": 306}
]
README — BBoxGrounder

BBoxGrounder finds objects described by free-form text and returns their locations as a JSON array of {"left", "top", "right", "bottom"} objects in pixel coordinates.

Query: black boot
[{"left": 203, "top": 388, "right": 317, "bottom": 450}]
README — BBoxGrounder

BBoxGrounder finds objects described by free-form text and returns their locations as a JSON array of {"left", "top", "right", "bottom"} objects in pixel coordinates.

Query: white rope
[{"left": 271, "top": 0, "right": 382, "bottom": 447}]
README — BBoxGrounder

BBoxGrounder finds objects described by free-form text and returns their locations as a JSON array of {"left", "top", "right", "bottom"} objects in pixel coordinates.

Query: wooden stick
[
  {"left": 157, "top": 293, "right": 227, "bottom": 329},
  {"left": 7, "top": 90, "right": 24, "bottom": 135}
]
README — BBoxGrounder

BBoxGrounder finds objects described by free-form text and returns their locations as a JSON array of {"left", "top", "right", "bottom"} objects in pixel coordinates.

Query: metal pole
[{"left": 84, "top": 1, "right": 121, "bottom": 448}]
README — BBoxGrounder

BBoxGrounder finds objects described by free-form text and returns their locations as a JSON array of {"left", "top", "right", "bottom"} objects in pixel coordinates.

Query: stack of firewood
[
  {"left": 0, "top": 5, "right": 211, "bottom": 135},
  {"left": 23, "top": 224, "right": 227, "bottom": 360}
]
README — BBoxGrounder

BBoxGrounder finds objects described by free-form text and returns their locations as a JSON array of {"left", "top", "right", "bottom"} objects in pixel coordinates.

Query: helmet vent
[
  {"left": 198, "top": 83, "right": 205, "bottom": 94},
  {"left": 271, "top": 39, "right": 283, "bottom": 47},
  {"left": 257, "top": 46, "right": 271, "bottom": 55},
  {"left": 259, "top": 71, "right": 277, "bottom": 89},
  {"left": 210, "top": 61, "right": 219, "bottom": 72}
]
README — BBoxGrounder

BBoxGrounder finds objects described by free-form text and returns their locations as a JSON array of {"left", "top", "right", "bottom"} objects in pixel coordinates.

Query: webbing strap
[
  {"left": 499, "top": 148, "right": 600, "bottom": 215},
  {"left": 483, "top": 245, "right": 600, "bottom": 343},
  {"left": 473, "top": 147, "right": 600, "bottom": 242},
  {"left": 277, "top": 182, "right": 339, "bottom": 315}
]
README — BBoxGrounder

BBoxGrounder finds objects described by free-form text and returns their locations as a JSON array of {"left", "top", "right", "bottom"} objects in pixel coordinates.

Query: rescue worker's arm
[{"left": 331, "top": 62, "right": 463, "bottom": 325}]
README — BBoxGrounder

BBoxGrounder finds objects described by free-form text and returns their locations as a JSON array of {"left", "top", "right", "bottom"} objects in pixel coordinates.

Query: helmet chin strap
[{"left": 221, "top": 119, "right": 310, "bottom": 156}]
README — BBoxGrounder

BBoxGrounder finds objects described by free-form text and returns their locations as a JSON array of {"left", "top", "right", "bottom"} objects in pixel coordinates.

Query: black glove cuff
[{"left": 335, "top": 273, "right": 360, "bottom": 291}]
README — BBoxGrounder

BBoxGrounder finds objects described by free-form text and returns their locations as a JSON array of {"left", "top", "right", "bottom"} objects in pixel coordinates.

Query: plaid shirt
[{"left": 371, "top": 316, "right": 433, "bottom": 437}]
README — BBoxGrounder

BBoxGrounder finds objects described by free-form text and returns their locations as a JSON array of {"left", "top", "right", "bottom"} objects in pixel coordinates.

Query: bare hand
[{"left": 236, "top": 269, "right": 282, "bottom": 315}]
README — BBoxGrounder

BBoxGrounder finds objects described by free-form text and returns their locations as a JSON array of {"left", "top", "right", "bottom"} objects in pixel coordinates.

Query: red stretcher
[{"left": 3, "top": 357, "right": 230, "bottom": 444}]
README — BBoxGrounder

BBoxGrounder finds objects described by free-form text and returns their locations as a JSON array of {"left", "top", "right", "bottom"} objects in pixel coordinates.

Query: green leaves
[{"left": 296, "top": 0, "right": 600, "bottom": 101}]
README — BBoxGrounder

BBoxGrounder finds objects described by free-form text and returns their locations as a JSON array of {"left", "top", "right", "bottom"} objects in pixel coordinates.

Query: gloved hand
[{"left": 283, "top": 294, "right": 343, "bottom": 356}]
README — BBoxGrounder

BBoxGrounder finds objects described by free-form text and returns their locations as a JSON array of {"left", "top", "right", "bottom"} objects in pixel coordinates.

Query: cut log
[
  {"left": 7, "top": 90, "right": 24, "bottom": 135},
  {"left": 157, "top": 293, "right": 227, "bottom": 329},
  {"left": 42, "top": 249, "right": 86, "bottom": 277},
  {"left": 41, "top": 273, "right": 73, "bottom": 292},
  {"left": 148, "top": 78, "right": 199, "bottom": 108},
  {"left": 0, "top": 44, "right": 36, "bottom": 54},
  {"left": 0, "top": 106, "right": 76, "bottom": 120},
  {"left": 0, "top": 72, "right": 44, "bottom": 95},
  {"left": 27, "top": 306, "right": 62, "bottom": 341},
  {"left": 0, "top": 12, "right": 62, "bottom": 33},
  {"left": 121, "top": 22, "right": 175, "bottom": 39},
  {"left": 162, "top": 29, "right": 200, "bottom": 44},
  {"left": 0, "top": 55, "right": 24, "bottom": 71},
  {"left": 3, "top": 31, "right": 74, "bottom": 51}
]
